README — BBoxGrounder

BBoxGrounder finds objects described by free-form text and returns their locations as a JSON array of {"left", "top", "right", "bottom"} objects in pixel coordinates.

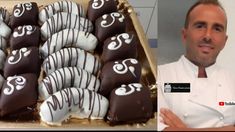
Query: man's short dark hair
[{"left": 184, "top": 0, "right": 226, "bottom": 28}]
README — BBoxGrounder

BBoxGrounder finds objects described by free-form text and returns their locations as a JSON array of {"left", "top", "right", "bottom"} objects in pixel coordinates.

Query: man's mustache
[{"left": 200, "top": 37, "right": 212, "bottom": 44}]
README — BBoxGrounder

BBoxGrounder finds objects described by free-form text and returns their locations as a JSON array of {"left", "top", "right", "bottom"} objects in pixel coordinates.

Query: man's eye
[
  {"left": 195, "top": 24, "right": 204, "bottom": 28},
  {"left": 215, "top": 27, "right": 223, "bottom": 32}
]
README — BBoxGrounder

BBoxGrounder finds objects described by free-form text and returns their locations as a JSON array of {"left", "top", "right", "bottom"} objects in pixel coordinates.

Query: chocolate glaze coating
[
  {"left": 99, "top": 58, "right": 141, "bottom": 97},
  {"left": 87, "top": 0, "right": 117, "bottom": 23},
  {"left": 4, "top": 47, "right": 40, "bottom": 78},
  {"left": 95, "top": 12, "right": 126, "bottom": 43},
  {"left": 0, "top": 73, "right": 38, "bottom": 117},
  {"left": 10, "top": 25, "right": 40, "bottom": 50},
  {"left": 107, "top": 83, "right": 153, "bottom": 125},
  {"left": 101, "top": 32, "right": 137, "bottom": 63},
  {"left": 10, "top": 2, "right": 39, "bottom": 29}
]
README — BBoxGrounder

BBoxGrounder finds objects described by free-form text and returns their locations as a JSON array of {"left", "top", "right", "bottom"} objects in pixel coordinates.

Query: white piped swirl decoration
[
  {"left": 113, "top": 58, "right": 138, "bottom": 77},
  {"left": 101, "top": 12, "right": 124, "bottom": 28},
  {"left": 14, "top": 3, "right": 32, "bottom": 17},
  {"left": 13, "top": 25, "right": 36, "bottom": 38},
  {"left": 92, "top": 0, "right": 109, "bottom": 9},
  {"left": 8, "top": 48, "right": 31, "bottom": 65},
  {"left": 115, "top": 83, "right": 142, "bottom": 96},
  {"left": 3, "top": 76, "right": 26, "bottom": 95},
  {"left": 108, "top": 33, "right": 133, "bottom": 50}
]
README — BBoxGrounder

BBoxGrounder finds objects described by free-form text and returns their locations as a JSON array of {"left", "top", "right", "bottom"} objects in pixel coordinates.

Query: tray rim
[{"left": 0, "top": 0, "right": 157, "bottom": 129}]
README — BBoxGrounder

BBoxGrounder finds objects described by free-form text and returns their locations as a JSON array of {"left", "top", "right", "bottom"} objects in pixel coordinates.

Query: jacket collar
[{"left": 180, "top": 55, "right": 218, "bottom": 78}]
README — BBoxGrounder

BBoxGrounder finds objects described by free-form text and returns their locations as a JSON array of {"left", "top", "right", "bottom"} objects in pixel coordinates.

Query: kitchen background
[{"left": 128, "top": 0, "right": 157, "bottom": 64}]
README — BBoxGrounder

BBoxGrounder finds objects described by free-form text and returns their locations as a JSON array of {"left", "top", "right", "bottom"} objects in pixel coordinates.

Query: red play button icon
[{"left": 219, "top": 102, "right": 224, "bottom": 106}]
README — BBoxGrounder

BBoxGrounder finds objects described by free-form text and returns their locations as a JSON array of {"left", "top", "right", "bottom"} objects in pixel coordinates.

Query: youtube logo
[{"left": 219, "top": 102, "right": 224, "bottom": 106}]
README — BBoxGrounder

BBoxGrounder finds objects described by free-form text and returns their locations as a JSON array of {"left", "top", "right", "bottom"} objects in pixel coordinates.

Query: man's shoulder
[
  {"left": 158, "top": 61, "right": 182, "bottom": 79},
  {"left": 158, "top": 61, "right": 179, "bottom": 71},
  {"left": 216, "top": 65, "right": 235, "bottom": 77}
]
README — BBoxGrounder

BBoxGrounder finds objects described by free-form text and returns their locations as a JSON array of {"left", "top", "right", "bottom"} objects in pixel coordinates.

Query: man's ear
[
  {"left": 222, "top": 35, "right": 228, "bottom": 49},
  {"left": 181, "top": 28, "right": 187, "bottom": 45},
  {"left": 225, "top": 35, "right": 228, "bottom": 43}
]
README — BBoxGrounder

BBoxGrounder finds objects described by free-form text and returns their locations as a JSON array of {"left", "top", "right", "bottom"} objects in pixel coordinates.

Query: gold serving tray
[{"left": 0, "top": 0, "right": 157, "bottom": 130}]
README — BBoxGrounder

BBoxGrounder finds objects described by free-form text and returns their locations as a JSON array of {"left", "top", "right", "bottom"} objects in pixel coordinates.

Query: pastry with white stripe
[
  {"left": 39, "top": 87, "right": 109, "bottom": 126},
  {"left": 0, "top": 36, "right": 7, "bottom": 51},
  {"left": 42, "top": 48, "right": 101, "bottom": 75},
  {"left": 0, "top": 20, "right": 11, "bottom": 39},
  {"left": 40, "top": 12, "right": 93, "bottom": 41},
  {"left": 0, "top": 7, "right": 10, "bottom": 24},
  {"left": 0, "top": 74, "right": 4, "bottom": 89},
  {"left": 39, "top": 67, "right": 100, "bottom": 100},
  {"left": 40, "top": 29, "right": 97, "bottom": 58},
  {"left": 39, "top": 0, "right": 85, "bottom": 24},
  {"left": 0, "top": 50, "right": 6, "bottom": 73}
]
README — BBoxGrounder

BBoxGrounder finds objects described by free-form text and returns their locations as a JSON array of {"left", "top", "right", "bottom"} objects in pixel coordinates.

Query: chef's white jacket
[{"left": 158, "top": 55, "right": 235, "bottom": 131}]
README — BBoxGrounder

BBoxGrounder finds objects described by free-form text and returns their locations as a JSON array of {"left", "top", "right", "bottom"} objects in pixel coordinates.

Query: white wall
[
  {"left": 158, "top": 0, "right": 196, "bottom": 65},
  {"left": 217, "top": 0, "right": 235, "bottom": 73},
  {"left": 128, "top": 0, "right": 157, "bottom": 39},
  {"left": 147, "top": 0, "right": 158, "bottom": 39}
]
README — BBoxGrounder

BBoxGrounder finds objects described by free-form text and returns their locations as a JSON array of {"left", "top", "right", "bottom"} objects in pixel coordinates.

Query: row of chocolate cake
[
  {"left": 87, "top": 0, "right": 153, "bottom": 125},
  {"left": 0, "top": 3, "right": 40, "bottom": 117}
]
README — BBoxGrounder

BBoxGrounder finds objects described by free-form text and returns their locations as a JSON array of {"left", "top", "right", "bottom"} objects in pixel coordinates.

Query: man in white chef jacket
[{"left": 158, "top": 0, "right": 235, "bottom": 131}]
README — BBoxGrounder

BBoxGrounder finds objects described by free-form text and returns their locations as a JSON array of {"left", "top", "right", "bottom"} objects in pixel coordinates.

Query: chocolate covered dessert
[
  {"left": 39, "top": 0, "right": 85, "bottom": 24},
  {"left": 39, "top": 87, "right": 109, "bottom": 126},
  {"left": 0, "top": 73, "right": 38, "bottom": 117},
  {"left": 40, "top": 12, "right": 93, "bottom": 41},
  {"left": 99, "top": 58, "right": 141, "bottom": 97},
  {"left": 40, "top": 29, "right": 97, "bottom": 58},
  {"left": 87, "top": 0, "right": 117, "bottom": 23},
  {"left": 107, "top": 83, "right": 153, "bottom": 125},
  {"left": 10, "top": 2, "right": 39, "bottom": 29},
  {"left": 10, "top": 25, "right": 40, "bottom": 50},
  {"left": 95, "top": 12, "right": 126, "bottom": 42},
  {"left": 42, "top": 47, "right": 101, "bottom": 75},
  {"left": 4, "top": 47, "right": 40, "bottom": 78},
  {"left": 101, "top": 32, "right": 137, "bottom": 63},
  {"left": 39, "top": 67, "right": 100, "bottom": 100}
]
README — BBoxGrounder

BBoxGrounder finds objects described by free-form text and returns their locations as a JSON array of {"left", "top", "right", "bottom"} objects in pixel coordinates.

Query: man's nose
[{"left": 203, "top": 28, "right": 212, "bottom": 42}]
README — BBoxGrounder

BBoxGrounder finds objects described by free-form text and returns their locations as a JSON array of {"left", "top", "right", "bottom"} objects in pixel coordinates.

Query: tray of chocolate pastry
[{"left": 0, "top": 0, "right": 157, "bottom": 130}]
